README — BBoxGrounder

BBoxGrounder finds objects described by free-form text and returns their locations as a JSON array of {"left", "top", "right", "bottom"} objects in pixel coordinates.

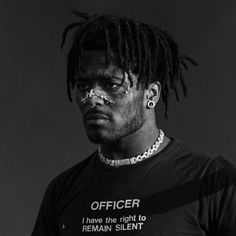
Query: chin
[{"left": 86, "top": 129, "right": 115, "bottom": 144}]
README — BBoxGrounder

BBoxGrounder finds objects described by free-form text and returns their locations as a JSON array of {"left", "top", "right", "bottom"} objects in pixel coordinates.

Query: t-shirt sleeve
[
  {"left": 198, "top": 156, "right": 236, "bottom": 236},
  {"left": 31, "top": 179, "right": 60, "bottom": 236}
]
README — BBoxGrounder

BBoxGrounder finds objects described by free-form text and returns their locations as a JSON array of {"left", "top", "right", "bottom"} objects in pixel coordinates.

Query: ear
[{"left": 144, "top": 81, "right": 161, "bottom": 105}]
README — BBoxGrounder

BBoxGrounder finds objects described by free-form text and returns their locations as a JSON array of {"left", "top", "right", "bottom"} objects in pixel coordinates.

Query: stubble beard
[{"left": 86, "top": 100, "right": 145, "bottom": 145}]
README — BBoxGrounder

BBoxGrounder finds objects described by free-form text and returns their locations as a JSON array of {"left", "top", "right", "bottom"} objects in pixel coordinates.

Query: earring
[{"left": 147, "top": 101, "right": 156, "bottom": 109}]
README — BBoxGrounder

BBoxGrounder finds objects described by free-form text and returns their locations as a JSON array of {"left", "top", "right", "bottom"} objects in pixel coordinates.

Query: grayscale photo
[{"left": 1, "top": 1, "right": 236, "bottom": 235}]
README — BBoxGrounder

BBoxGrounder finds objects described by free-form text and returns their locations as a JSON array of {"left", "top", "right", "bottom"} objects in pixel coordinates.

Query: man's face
[{"left": 75, "top": 50, "right": 146, "bottom": 144}]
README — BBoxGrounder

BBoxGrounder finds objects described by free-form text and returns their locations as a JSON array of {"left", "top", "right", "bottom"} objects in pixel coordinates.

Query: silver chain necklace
[{"left": 98, "top": 129, "right": 164, "bottom": 167}]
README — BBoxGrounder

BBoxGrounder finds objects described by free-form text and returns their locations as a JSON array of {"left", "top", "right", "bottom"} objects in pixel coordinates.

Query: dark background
[{"left": 1, "top": 0, "right": 236, "bottom": 235}]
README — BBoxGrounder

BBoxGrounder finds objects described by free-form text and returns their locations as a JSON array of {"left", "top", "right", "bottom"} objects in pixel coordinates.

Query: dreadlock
[{"left": 61, "top": 10, "right": 198, "bottom": 118}]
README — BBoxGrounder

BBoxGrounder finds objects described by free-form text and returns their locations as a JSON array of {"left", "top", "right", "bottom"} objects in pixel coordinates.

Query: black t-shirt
[{"left": 32, "top": 138, "right": 236, "bottom": 235}]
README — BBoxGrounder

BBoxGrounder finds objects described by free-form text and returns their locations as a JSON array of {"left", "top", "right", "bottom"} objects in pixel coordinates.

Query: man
[{"left": 32, "top": 11, "right": 236, "bottom": 235}]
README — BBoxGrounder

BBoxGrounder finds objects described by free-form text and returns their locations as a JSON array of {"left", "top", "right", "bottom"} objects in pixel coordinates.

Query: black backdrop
[{"left": 1, "top": 0, "right": 236, "bottom": 235}]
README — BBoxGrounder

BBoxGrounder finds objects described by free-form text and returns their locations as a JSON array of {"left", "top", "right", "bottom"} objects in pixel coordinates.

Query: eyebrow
[{"left": 77, "top": 74, "right": 124, "bottom": 82}]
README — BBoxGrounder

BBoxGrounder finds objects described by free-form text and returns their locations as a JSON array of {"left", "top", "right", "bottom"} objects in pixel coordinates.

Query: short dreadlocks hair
[{"left": 61, "top": 10, "right": 197, "bottom": 117}]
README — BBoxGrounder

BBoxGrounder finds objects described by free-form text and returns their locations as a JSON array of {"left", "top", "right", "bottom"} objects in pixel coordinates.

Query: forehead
[
  {"left": 77, "top": 50, "right": 141, "bottom": 89},
  {"left": 80, "top": 50, "right": 122, "bottom": 78},
  {"left": 83, "top": 50, "right": 108, "bottom": 65}
]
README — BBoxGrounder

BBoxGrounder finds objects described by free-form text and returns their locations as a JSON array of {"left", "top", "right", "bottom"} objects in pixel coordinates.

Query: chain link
[{"left": 98, "top": 129, "right": 164, "bottom": 167}]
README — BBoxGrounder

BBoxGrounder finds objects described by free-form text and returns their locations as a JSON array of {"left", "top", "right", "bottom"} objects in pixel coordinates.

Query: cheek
[
  {"left": 115, "top": 90, "right": 144, "bottom": 117},
  {"left": 112, "top": 99, "right": 137, "bottom": 124}
]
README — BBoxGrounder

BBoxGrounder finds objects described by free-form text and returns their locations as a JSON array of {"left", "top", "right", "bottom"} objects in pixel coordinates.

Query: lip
[
  {"left": 84, "top": 112, "right": 110, "bottom": 121},
  {"left": 84, "top": 118, "right": 109, "bottom": 126}
]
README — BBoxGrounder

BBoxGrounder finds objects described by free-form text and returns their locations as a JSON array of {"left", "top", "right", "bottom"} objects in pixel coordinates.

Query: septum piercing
[{"left": 80, "top": 89, "right": 115, "bottom": 105}]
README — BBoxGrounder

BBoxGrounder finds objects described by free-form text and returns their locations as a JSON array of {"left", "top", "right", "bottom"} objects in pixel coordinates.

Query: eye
[
  {"left": 76, "top": 82, "right": 90, "bottom": 91},
  {"left": 105, "top": 83, "right": 120, "bottom": 90}
]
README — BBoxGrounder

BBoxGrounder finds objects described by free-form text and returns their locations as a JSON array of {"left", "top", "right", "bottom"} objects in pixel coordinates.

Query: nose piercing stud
[
  {"left": 80, "top": 89, "right": 115, "bottom": 105},
  {"left": 89, "top": 104, "right": 96, "bottom": 108}
]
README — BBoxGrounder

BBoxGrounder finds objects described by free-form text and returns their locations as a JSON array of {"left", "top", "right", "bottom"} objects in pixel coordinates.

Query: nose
[
  {"left": 86, "top": 88, "right": 105, "bottom": 108},
  {"left": 88, "top": 96, "right": 104, "bottom": 107}
]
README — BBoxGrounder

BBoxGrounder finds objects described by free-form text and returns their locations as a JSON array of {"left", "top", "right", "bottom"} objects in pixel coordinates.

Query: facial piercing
[
  {"left": 80, "top": 89, "right": 94, "bottom": 104},
  {"left": 123, "top": 91, "right": 129, "bottom": 94},
  {"left": 80, "top": 89, "right": 115, "bottom": 105},
  {"left": 89, "top": 104, "right": 96, "bottom": 108},
  {"left": 147, "top": 100, "right": 156, "bottom": 109}
]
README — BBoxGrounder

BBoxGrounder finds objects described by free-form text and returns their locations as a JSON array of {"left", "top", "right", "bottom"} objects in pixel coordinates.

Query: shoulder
[
  {"left": 54, "top": 153, "right": 94, "bottom": 181},
  {"left": 173, "top": 138, "right": 218, "bottom": 161},
  {"left": 45, "top": 152, "right": 96, "bottom": 199},
  {"left": 170, "top": 138, "right": 236, "bottom": 180}
]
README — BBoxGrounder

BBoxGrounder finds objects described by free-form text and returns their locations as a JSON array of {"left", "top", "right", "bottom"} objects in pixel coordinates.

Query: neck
[{"left": 100, "top": 121, "right": 165, "bottom": 161}]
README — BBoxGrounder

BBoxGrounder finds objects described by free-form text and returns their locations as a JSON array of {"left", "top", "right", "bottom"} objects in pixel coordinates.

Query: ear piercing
[
  {"left": 81, "top": 89, "right": 115, "bottom": 105},
  {"left": 147, "top": 101, "right": 156, "bottom": 109}
]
